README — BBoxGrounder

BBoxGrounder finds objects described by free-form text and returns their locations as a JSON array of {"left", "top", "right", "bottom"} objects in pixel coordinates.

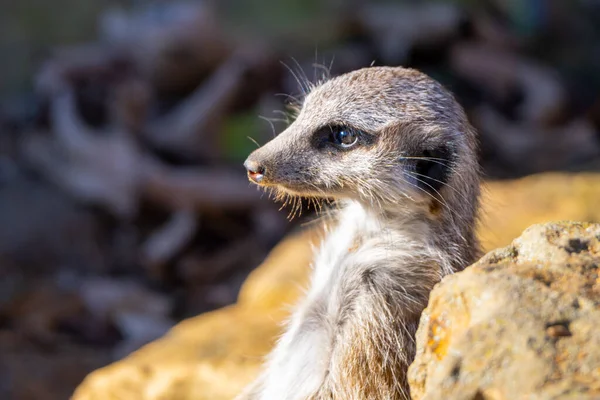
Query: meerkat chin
[{"left": 239, "top": 66, "right": 481, "bottom": 400}]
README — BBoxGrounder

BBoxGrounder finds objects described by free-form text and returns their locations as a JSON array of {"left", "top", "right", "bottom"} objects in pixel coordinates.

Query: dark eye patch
[
  {"left": 413, "top": 145, "right": 454, "bottom": 194},
  {"left": 312, "top": 124, "right": 375, "bottom": 151}
]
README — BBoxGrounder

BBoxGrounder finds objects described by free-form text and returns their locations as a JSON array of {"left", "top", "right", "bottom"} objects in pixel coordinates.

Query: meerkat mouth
[{"left": 247, "top": 170, "right": 264, "bottom": 184}]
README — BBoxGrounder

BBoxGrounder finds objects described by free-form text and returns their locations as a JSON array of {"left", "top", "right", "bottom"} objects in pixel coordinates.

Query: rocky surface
[
  {"left": 72, "top": 172, "right": 600, "bottom": 400},
  {"left": 479, "top": 173, "right": 600, "bottom": 250},
  {"left": 408, "top": 221, "right": 600, "bottom": 399}
]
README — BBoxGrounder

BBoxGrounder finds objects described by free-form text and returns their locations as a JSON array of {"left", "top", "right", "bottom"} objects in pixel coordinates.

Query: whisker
[
  {"left": 281, "top": 61, "right": 309, "bottom": 95},
  {"left": 313, "top": 46, "right": 318, "bottom": 86},
  {"left": 401, "top": 174, "right": 462, "bottom": 219},
  {"left": 273, "top": 109, "right": 293, "bottom": 125},
  {"left": 290, "top": 57, "right": 314, "bottom": 93},
  {"left": 328, "top": 55, "right": 335, "bottom": 77},
  {"left": 398, "top": 156, "right": 461, "bottom": 176},
  {"left": 311, "top": 62, "right": 331, "bottom": 85},
  {"left": 274, "top": 92, "right": 302, "bottom": 104},
  {"left": 246, "top": 135, "right": 261, "bottom": 148},
  {"left": 408, "top": 171, "right": 470, "bottom": 203},
  {"left": 258, "top": 114, "right": 279, "bottom": 139}
]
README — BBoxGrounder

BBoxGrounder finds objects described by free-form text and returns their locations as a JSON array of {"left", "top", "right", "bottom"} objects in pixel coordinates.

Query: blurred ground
[{"left": 0, "top": 1, "right": 599, "bottom": 399}]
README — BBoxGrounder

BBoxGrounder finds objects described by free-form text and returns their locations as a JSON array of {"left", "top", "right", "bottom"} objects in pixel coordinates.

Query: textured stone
[
  {"left": 408, "top": 221, "right": 600, "bottom": 399},
  {"left": 479, "top": 173, "right": 600, "bottom": 251},
  {"left": 73, "top": 173, "right": 600, "bottom": 400}
]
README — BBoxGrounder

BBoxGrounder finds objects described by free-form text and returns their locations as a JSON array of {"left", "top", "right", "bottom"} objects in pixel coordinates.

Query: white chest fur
[
  {"left": 245, "top": 201, "right": 439, "bottom": 400},
  {"left": 310, "top": 201, "right": 432, "bottom": 298}
]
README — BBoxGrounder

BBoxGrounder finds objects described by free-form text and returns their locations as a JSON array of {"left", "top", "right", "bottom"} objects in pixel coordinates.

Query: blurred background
[{"left": 1, "top": 0, "right": 600, "bottom": 399}]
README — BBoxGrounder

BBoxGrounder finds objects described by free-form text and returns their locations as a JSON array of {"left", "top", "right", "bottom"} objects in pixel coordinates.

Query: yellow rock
[
  {"left": 479, "top": 173, "right": 600, "bottom": 251},
  {"left": 408, "top": 221, "right": 600, "bottom": 399},
  {"left": 72, "top": 173, "right": 600, "bottom": 400}
]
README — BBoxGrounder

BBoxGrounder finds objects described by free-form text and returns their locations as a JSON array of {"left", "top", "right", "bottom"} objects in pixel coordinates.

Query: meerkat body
[{"left": 240, "top": 67, "right": 481, "bottom": 399}]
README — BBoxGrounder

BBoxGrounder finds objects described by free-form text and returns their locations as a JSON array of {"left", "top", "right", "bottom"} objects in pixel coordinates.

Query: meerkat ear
[
  {"left": 414, "top": 144, "right": 453, "bottom": 194},
  {"left": 388, "top": 122, "right": 456, "bottom": 196}
]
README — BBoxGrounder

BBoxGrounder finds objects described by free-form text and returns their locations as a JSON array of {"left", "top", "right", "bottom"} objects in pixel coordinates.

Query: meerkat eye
[{"left": 331, "top": 126, "right": 359, "bottom": 148}]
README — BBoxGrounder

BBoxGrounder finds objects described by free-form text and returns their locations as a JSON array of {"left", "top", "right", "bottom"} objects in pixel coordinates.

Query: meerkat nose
[{"left": 244, "top": 159, "right": 265, "bottom": 184}]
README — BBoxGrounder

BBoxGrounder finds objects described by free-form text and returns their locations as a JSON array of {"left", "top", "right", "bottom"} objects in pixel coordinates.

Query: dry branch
[
  {"left": 144, "top": 49, "right": 267, "bottom": 160},
  {"left": 451, "top": 43, "right": 566, "bottom": 125}
]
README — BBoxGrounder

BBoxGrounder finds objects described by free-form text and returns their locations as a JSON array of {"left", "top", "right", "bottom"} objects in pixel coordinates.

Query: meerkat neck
[
  {"left": 332, "top": 199, "right": 476, "bottom": 274},
  {"left": 325, "top": 200, "right": 435, "bottom": 263},
  {"left": 336, "top": 200, "right": 429, "bottom": 241}
]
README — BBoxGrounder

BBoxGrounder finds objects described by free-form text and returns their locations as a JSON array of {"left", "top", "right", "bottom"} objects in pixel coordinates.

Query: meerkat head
[{"left": 245, "top": 66, "right": 479, "bottom": 216}]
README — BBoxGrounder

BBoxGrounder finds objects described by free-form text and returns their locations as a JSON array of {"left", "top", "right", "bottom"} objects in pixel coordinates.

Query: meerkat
[{"left": 239, "top": 66, "right": 481, "bottom": 400}]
